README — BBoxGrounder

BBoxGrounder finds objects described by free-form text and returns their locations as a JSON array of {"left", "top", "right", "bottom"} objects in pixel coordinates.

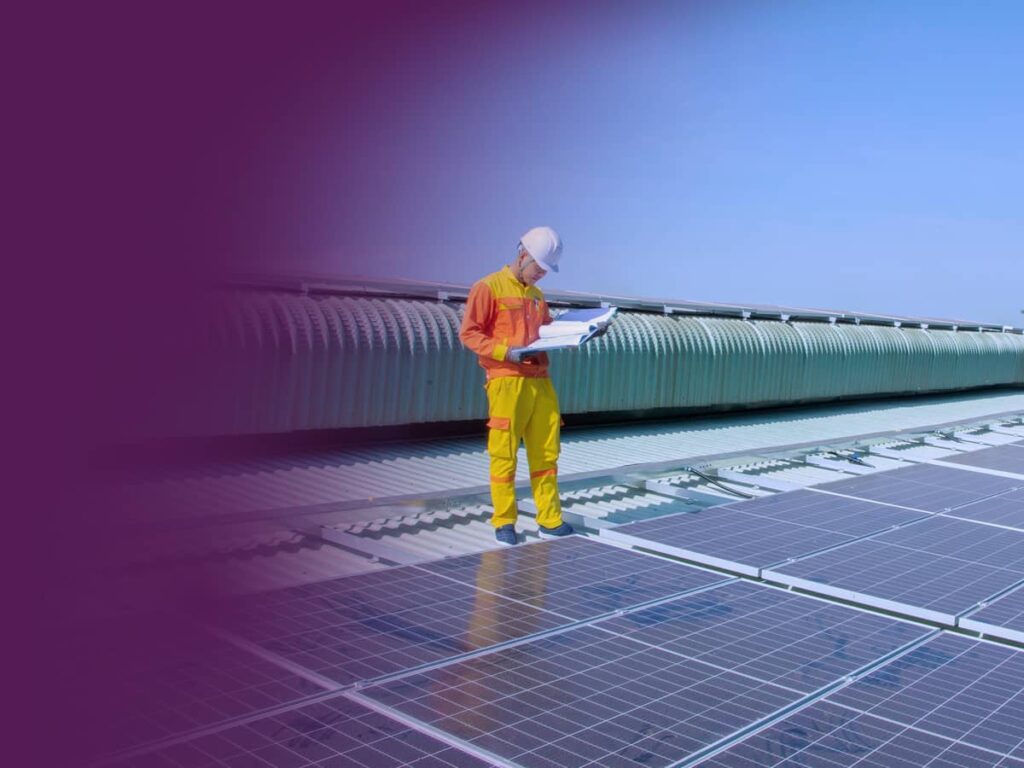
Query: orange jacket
[{"left": 459, "top": 266, "right": 553, "bottom": 380}]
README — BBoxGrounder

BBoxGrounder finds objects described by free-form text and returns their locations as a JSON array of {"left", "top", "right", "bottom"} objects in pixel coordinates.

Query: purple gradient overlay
[{"left": 11, "top": 2, "right": 549, "bottom": 764}]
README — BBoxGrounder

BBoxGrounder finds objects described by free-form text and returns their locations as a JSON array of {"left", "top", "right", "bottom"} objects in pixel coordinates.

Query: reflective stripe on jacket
[{"left": 459, "top": 266, "right": 553, "bottom": 380}]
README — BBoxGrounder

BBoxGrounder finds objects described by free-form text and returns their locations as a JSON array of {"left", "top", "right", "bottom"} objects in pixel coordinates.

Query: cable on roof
[
  {"left": 680, "top": 465, "right": 755, "bottom": 499},
  {"left": 827, "top": 450, "right": 872, "bottom": 467}
]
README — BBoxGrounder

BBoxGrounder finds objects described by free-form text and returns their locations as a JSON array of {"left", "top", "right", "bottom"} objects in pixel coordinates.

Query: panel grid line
[
  {"left": 366, "top": 624, "right": 807, "bottom": 768},
  {"left": 809, "top": 463, "right": 1023, "bottom": 513},
  {"left": 696, "top": 702, "right": 1023, "bottom": 768},
  {"left": 766, "top": 514, "right": 1024, "bottom": 624},
  {"left": 679, "top": 638, "right": 1024, "bottom": 768},
  {"left": 824, "top": 667, "right": 1023, "bottom": 759},
  {"left": 363, "top": 585, "right": 938, "bottom": 768},
  {"left": 94, "top": 537, "right": 736, "bottom": 764},
  {"left": 595, "top": 582, "right": 936, "bottom": 697},
  {"left": 92, "top": 687, "right": 356, "bottom": 767},
  {"left": 207, "top": 626, "right": 345, "bottom": 693},
  {"left": 828, "top": 634, "right": 1024, "bottom": 759},
  {"left": 962, "top": 583, "right": 1024, "bottom": 643},
  {"left": 348, "top": 690, "right": 522, "bottom": 768},
  {"left": 807, "top": 486, "right": 939, "bottom": 513},
  {"left": 602, "top": 492, "right": 934, "bottom": 581},
  {"left": 412, "top": 536, "right": 732, "bottom": 623},
  {"left": 212, "top": 537, "right": 735, "bottom": 700},
  {"left": 942, "top": 489, "right": 1024, "bottom": 531},
  {"left": 354, "top": 575, "right": 739, "bottom": 692},
  {"left": 823, "top": 699, "right": 1024, "bottom": 763}
]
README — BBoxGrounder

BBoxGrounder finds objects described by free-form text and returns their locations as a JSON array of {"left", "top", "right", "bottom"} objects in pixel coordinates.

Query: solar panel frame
[
  {"left": 810, "top": 463, "right": 1022, "bottom": 512},
  {"left": 943, "top": 489, "right": 1024, "bottom": 531},
  {"left": 362, "top": 583, "right": 933, "bottom": 768},
  {"left": 711, "top": 489, "right": 928, "bottom": 535},
  {"left": 594, "top": 581, "right": 932, "bottom": 695},
  {"left": 960, "top": 584, "right": 1024, "bottom": 644},
  {"left": 69, "top": 620, "right": 329, "bottom": 762},
  {"left": 117, "top": 693, "right": 495, "bottom": 768},
  {"left": 764, "top": 516, "right": 1024, "bottom": 624},
  {"left": 601, "top": 491, "right": 926, "bottom": 577},
  {"left": 939, "top": 445, "right": 1024, "bottom": 476},
  {"left": 602, "top": 509, "right": 846, "bottom": 577},
  {"left": 220, "top": 564, "right": 573, "bottom": 687},
  {"left": 827, "top": 634, "right": 1024, "bottom": 760},
  {"left": 362, "top": 623, "right": 810, "bottom": 768},
  {"left": 700, "top": 633, "right": 1024, "bottom": 767},
  {"left": 874, "top": 514, "right": 1024, "bottom": 569},
  {"left": 218, "top": 539, "right": 727, "bottom": 689},
  {"left": 415, "top": 536, "right": 728, "bottom": 621},
  {"left": 697, "top": 700, "right": 1024, "bottom": 768}
]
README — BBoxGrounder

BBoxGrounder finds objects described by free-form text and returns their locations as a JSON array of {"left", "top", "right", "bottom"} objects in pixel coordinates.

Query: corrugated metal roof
[
  {"left": 290, "top": 409, "right": 1018, "bottom": 568},
  {"left": 116, "top": 519, "right": 383, "bottom": 596},
  {"left": 869, "top": 439, "right": 968, "bottom": 461},
  {"left": 229, "top": 273, "right": 1023, "bottom": 333},
  {"left": 117, "top": 391, "right": 1024, "bottom": 524},
  {"left": 711, "top": 459, "right": 866, "bottom": 489},
  {"left": 108, "top": 394, "right": 1024, "bottom": 575},
  {"left": 955, "top": 428, "right": 1023, "bottom": 446},
  {"left": 201, "top": 287, "right": 1024, "bottom": 435},
  {"left": 319, "top": 500, "right": 507, "bottom": 565}
]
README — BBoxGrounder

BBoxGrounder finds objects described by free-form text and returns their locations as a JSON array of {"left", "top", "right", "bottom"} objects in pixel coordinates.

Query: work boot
[
  {"left": 538, "top": 522, "right": 574, "bottom": 537},
  {"left": 495, "top": 524, "right": 518, "bottom": 546}
]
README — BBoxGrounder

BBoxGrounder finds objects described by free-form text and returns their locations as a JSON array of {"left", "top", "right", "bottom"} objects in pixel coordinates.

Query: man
[{"left": 459, "top": 227, "right": 574, "bottom": 545}]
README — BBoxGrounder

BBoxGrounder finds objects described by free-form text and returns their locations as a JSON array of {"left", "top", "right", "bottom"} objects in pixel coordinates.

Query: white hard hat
[{"left": 519, "top": 226, "right": 562, "bottom": 273}]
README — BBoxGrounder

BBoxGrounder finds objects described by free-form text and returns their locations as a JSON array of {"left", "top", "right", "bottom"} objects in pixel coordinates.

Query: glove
[{"left": 508, "top": 348, "right": 541, "bottom": 363}]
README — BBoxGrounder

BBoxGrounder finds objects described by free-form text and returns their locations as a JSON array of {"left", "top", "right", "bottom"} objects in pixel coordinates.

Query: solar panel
[
  {"left": 595, "top": 581, "right": 930, "bottom": 694},
  {"left": 941, "top": 444, "right": 1024, "bottom": 476},
  {"left": 712, "top": 489, "right": 926, "bottom": 535},
  {"left": 417, "top": 536, "right": 727, "bottom": 620},
  {"left": 701, "top": 633, "right": 1024, "bottom": 767},
  {"left": 362, "top": 581, "right": 930, "bottom": 768},
  {"left": 829, "top": 634, "right": 1024, "bottom": 759},
  {"left": 604, "top": 508, "right": 851, "bottom": 576},
  {"left": 945, "top": 489, "right": 1024, "bottom": 530},
  {"left": 363, "top": 624, "right": 805, "bottom": 768},
  {"left": 877, "top": 514, "right": 1024, "bottom": 568},
  {"left": 765, "top": 516, "right": 1024, "bottom": 624},
  {"left": 119, "top": 694, "right": 492, "bottom": 768},
  {"left": 961, "top": 584, "right": 1024, "bottom": 644},
  {"left": 811, "top": 463, "right": 1021, "bottom": 512},
  {"left": 601, "top": 492, "right": 923, "bottom": 577},
  {"left": 70, "top": 619, "right": 326, "bottom": 761},
  {"left": 222, "top": 564, "right": 571, "bottom": 686},
  {"left": 698, "top": 700, "right": 1024, "bottom": 767}
]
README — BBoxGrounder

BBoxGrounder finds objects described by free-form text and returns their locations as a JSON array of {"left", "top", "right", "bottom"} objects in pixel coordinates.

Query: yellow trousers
[{"left": 485, "top": 377, "right": 563, "bottom": 529}]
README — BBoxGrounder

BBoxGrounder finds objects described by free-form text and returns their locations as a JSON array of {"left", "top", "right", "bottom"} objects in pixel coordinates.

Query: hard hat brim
[{"left": 533, "top": 256, "right": 559, "bottom": 273}]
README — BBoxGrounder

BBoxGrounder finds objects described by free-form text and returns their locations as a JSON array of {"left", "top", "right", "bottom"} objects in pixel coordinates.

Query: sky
[
  {"left": 31, "top": 1, "right": 1020, "bottom": 326},
  {"left": 188, "top": 0, "right": 1021, "bottom": 327}
]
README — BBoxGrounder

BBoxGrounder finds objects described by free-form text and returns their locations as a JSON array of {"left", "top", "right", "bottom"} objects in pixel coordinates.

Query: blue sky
[{"left": 243, "top": 2, "right": 1022, "bottom": 326}]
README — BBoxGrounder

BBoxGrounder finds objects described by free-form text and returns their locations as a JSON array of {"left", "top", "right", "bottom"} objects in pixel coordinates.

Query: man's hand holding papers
[{"left": 511, "top": 306, "right": 618, "bottom": 357}]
